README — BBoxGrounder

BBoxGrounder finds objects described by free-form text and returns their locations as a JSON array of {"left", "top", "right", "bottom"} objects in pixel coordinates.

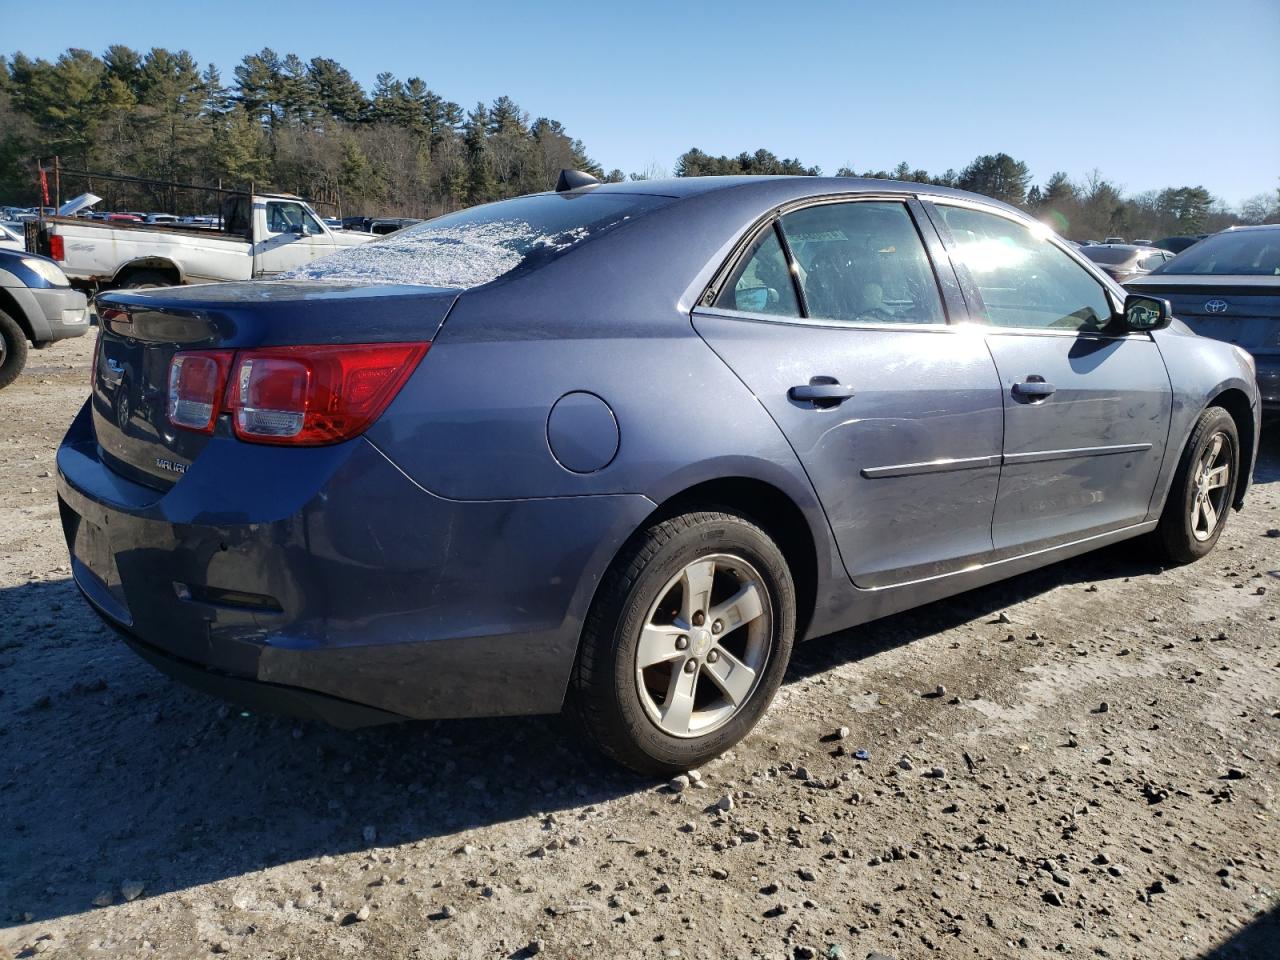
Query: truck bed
[{"left": 40, "top": 216, "right": 252, "bottom": 286}]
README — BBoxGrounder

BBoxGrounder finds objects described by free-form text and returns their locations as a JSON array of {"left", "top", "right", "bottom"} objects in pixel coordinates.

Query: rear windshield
[
  {"left": 1153, "top": 229, "right": 1280, "bottom": 276},
  {"left": 1081, "top": 247, "right": 1135, "bottom": 265},
  {"left": 283, "top": 192, "right": 672, "bottom": 288}
]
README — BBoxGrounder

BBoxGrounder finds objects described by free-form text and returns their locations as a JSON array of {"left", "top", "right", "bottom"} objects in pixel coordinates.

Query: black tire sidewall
[
  {"left": 600, "top": 513, "right": 795, "bottom": 774},
  {"left": 1160, "top": 408, "right": 1239, "bottom": 562},
  {"left": 0, "top": 310, "right": 29, "bottom": 390},
  {"left": 116, "top": 271, "right": 172, "bottom": 290}
]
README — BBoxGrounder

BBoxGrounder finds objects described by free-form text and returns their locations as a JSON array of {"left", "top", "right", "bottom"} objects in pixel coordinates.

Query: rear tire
[
  {"left": 115, "top": 270, "right": 174, "bottom": 290},
  {"left": 1153, "top": 406, "right": 1239, "bottom": 564},
  {"left": 0, "top": 310, "right": 30, "bottom": 390},
  {"left": 571, "top": 509, "right": 796, "bottom": 776}
]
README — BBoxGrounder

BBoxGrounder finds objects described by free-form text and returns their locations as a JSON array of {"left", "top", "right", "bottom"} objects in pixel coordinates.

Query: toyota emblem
[{"left": 1205, "top": 299, "right": 1229, "bottom": 314}]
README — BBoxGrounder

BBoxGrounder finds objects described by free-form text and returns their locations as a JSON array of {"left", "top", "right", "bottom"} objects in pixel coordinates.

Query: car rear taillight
[
  {"left": 165, "top": 342, "right": 428, "bottom": 445},
  {"left": 49, "top": 234, "right": 64, "bottom": 261},
  {"left": 167, "top": 351, "right": 233, "bottom": 433}
]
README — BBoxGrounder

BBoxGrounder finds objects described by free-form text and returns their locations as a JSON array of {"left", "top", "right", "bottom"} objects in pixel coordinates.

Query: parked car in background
[
  {"left": 57, "top": 173, "right": 1259, "bottom": 774},
  {"left": 340, "top": 216, "right": 424, "bottom": 235},
  {"left": 0, "top": 247, "right": 90, "bottom": 388},
  {"left": 1104, "top": 236, "right": 1125, "bottom": 244},
  {"left": 1155, "top": 235, "right": 1208, "bottom": 254},
  {"left": 369, "top": 217, "right": 423, "bottom": 235},
  {"left": 0, "top": 223, "right": 23, "bottom": 251},
  {"left": 1133, "top": 239, "right": 1152, "bottom": 246},
  {"left": 1081, "top": 243, "right": 1176, "bottom": 283},
  {"left": 144, "top": 213, "right": 180, "bottom": 225},
  {"left": 1127, "top": 224, "right": 1280, "bottom": 412},
  {"left": 30, "top": 191, "right": 375, "bottom": 290}
]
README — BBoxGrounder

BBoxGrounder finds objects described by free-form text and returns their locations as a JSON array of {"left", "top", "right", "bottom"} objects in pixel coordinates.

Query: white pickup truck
[{"left": 32, "top": 192, "right": 375, "bottom": 290}]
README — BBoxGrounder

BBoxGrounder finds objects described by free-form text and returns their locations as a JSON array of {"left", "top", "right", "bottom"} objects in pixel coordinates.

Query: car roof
[{"left": 568, "top": 175, "right": 1022, "bottom": 214}]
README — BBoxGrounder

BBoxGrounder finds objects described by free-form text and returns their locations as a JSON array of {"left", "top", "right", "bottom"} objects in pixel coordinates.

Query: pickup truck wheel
[
  {"left": 116, "top": 270, "right": 173, "bottom": 290},
  {"left": 571, "top": 509, "right": 796, "bottom": 776},
  {"left": 0, "top": 309, "right": 30, "bottom": 390}
]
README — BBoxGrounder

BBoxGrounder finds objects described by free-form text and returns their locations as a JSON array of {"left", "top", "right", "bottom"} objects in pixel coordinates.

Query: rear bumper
[{"left": 56, "top": 400, "right": 652, "bottom": 722}]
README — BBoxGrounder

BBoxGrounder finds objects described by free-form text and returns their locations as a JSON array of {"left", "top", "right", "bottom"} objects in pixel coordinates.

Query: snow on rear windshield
[{"left": 282, "top": 192, "right": 672, "bottom": 288}]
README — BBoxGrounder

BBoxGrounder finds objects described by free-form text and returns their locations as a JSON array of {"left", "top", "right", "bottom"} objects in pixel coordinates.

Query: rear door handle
[
  {"left": 789, "top": 382, "right": 856, "bottom": 405},
  {"left": 1012, "top": 377, "right": 1056, "bottom": 400}
]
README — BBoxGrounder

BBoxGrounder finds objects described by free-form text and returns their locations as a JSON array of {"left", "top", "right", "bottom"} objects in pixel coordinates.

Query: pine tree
[
  {"left": 462, "top": 101, "right": 496, "bottom": 203},
  {"left": 957, "top": 153, "right": 1031, "bottom": 206},
  {"left": 234, "top": 48, "right": 283, "bottom": 133},
  {"left": 307, "top": 57, "right": 365, "bottom": 123}
]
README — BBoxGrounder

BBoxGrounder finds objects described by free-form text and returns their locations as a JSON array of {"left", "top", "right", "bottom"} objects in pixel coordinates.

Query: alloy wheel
[
  {"left": 1190, "top": 432, "right": 1232, "bottom": 542},
  {"left": 634, "top": 553, "right": 772, "bottom": 738}
]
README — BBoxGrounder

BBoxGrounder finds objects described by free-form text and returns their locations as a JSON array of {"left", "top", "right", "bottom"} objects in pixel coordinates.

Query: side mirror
[
  {"left": 1121, "top": 293, "right": 1172, "bottom": 332},
  {"left": 736, "top": 286, "right": 772, "bottom": 312},
  {"left": 287, "top": 223, "right": 305, "bottom": 236}
]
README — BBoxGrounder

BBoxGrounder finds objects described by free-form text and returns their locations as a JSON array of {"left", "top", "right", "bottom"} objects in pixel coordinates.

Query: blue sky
[{"left": 4, "top": 0, "right": 1278, "bottom": 204}]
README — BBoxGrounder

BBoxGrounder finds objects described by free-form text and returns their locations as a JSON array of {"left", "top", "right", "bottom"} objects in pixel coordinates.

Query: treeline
[
  {"left": 0, "top": 46, "right": 613, "bottom": 217},
  {"left": 676, "top": 148, "right": 1280, "bottom": 241},
  {"left": 1, "top": 46, "right": 1275, "bottom": 237}
]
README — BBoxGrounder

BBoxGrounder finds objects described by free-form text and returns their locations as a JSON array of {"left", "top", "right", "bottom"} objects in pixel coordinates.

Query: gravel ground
[{"left": 2, "top": 332, "right": 1278, "bottom": 960}]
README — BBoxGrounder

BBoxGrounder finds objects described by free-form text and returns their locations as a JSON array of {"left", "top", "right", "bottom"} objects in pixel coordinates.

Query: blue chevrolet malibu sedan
[{"left": 57, "top": 174, "right": 1261, "bottom": 774}]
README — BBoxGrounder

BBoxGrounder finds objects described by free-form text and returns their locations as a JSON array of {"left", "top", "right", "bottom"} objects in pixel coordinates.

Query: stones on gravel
[
  {"left": 668, "top": 775, "right": 690, "bottom": 793},
  {"left": 715, "top": 794, "right": 734, "bottom": 812},
  {"left": 835, "top": 725, "right": 850, "bottom": 739},
  {"left": 120, "top": 881, "right": 145, "bottom": 902},
  {"left": 928, "top": 766, "right": 947, "bottom": 779}
]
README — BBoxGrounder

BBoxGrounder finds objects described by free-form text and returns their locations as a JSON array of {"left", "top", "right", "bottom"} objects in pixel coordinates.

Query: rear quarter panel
[{"left": 363, "top": 188, "right": 850, "bottom": 633}]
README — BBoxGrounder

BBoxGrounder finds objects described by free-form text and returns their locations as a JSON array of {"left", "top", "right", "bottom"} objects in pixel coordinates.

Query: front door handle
[
  {"left": 1012, "top": 377, "right": 1056, "bottom": 400},
  {"left": 789, "top": 382, "right": 856, "bottom": 406}
]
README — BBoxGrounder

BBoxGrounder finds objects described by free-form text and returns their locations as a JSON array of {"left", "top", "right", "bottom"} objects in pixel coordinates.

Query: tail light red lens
[
  {"left": 165, "top": 342, "right": 428, "bottom": 445},
  {"left": 49, "top": 234, "right": 65, "bottom": 261},
  {"left": 167, "top": 351, "right": 233, "bottom": 433}
]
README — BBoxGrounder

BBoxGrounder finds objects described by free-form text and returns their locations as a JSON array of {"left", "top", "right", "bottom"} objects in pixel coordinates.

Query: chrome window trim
[{"left": 693, "top": 304, "right": 955, "bottom": 334}]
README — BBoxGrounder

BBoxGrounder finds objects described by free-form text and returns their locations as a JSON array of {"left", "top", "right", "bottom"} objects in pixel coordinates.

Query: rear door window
[{"left": 778, "top": 202, "right": 946, "bottom": 325}]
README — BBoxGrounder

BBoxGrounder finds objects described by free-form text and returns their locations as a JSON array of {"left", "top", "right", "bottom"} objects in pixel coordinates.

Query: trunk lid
[
  {"left": 1126, "top": 275, "right": 1280, "bottom": 355},
  {"left": 91, "top": 280, "right": 458, "bottom": 489}
]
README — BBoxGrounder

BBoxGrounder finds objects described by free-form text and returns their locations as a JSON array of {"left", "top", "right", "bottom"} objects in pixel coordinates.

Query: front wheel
[
  {"left": 571, "top": 510, "right": 796, "bottom": 776},
  {"left": 1154, "top": 406, "right": 1239, "bottom": 564},
  {"left": 0, "top": 309, "right": 30, "bottom": 390}
]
